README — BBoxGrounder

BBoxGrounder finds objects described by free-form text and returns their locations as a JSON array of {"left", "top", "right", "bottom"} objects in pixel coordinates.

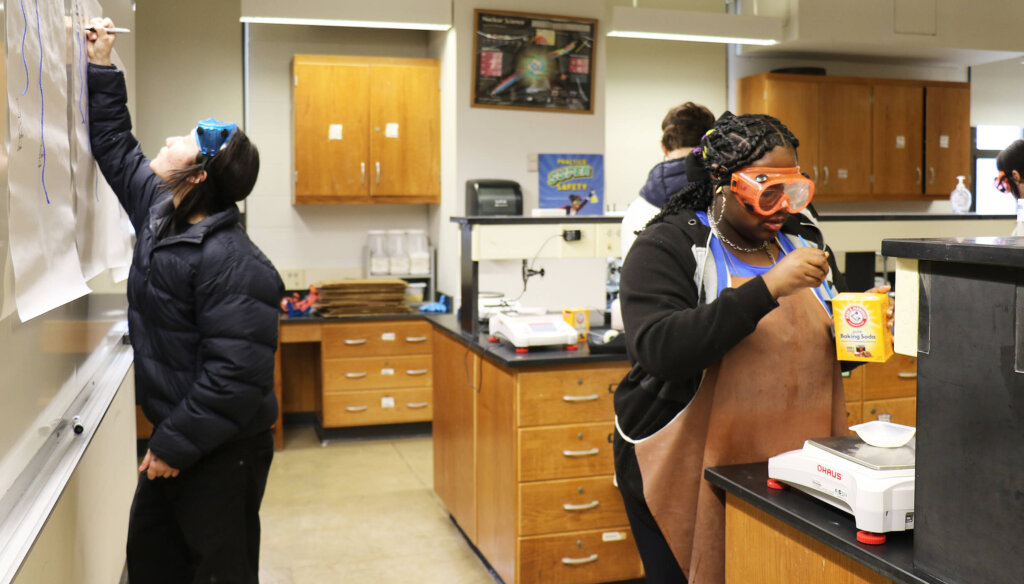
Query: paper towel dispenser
[{"left": 466, "top": 179, "right": 522, "bottom": 216}]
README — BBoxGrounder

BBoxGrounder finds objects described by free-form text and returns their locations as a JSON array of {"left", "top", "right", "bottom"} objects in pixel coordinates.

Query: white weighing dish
[
  {"left": 848, "top": 420, "right": 917, "bottom": 448},
  {"left": 768, "top": 436, "right": 915, "bottom": 534},
  {"left": 488, "top": 312, "right": 579, "bottom": 349}
]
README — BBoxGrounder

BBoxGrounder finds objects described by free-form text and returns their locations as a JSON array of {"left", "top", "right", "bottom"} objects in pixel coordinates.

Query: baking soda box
[
  {"left": 562, "top": 308, "right": 590, "bottom": 343},
  {"left": 832, "top": 292, "right": 893, "bottom": 362}
]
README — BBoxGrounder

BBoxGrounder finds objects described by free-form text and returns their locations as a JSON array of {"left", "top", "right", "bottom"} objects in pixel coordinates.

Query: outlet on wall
[{"left": 282, "top": 269, "right": 306, "bottom": 290}]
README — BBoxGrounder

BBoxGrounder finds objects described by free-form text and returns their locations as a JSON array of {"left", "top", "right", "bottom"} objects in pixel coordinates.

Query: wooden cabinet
[
  {"left": 432, "top": 338, "right": 642, "bottom": 584},
  {"left": 318, "top": 320, "right": 433, "bottom": 428},
  {"left": 737, "top": 73, "right": 969, "bottom": 202},
  {"left": 843, "top": 354, "right": 917, "bottom": 430},
  {"left": 292, "top": 54, "right": 440, "bottom": 205}
]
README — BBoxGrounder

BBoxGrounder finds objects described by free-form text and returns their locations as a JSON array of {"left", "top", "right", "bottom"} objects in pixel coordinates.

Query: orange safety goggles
[{"left": 730, "top": 166, "right": 815, "bottom": 216}]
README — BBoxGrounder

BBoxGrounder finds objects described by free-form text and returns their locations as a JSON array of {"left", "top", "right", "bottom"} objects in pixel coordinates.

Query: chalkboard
[{"left": 0, "top": 0, "right": 135, "bottom": 579}]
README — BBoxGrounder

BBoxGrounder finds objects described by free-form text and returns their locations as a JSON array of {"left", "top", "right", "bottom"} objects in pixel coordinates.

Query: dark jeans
[
  {"left": 622, "top": 493, "right": 689, "bottom": 584},
  {"left": 127, "top": 430, "right": 274, "bottom": 584}
]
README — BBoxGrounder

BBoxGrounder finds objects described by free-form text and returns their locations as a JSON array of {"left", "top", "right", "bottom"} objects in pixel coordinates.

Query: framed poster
[
  {"left": 538, "top": 154, "right": 604, "bottom": 216},
  {"left": 472, "top": 9, "right": 596, "bottom": 114}
]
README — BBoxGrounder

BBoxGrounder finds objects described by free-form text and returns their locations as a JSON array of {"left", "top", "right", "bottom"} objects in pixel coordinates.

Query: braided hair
[{"left": 647, "top": 112, "right": 800, "bottom": 226}]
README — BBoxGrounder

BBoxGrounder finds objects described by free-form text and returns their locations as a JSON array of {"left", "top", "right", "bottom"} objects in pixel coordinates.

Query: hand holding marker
[
  {"left": 797, "top": 234, "right": 836, "bottom": 300},
  {"left": 85, "top": 26, "right": 130, "bottom": 33}
]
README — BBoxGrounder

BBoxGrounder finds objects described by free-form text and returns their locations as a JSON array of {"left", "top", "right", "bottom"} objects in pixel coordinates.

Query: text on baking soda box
[
  {"left": 562, "top": 308, "right": 589, "bottom": 343},
  {"left": 832, "top": 292, "right": 893, "bottom": 362}
]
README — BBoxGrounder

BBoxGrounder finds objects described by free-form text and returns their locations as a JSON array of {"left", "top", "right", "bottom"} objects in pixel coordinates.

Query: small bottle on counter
[
  {"left": 1012, "top": 198, "right": 1024, "bottom": 237},
  {"left": 949, "top": 175, "right": 972, "bottom": 214}
]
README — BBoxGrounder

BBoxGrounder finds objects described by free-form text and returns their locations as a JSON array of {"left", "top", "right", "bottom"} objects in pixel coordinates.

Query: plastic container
[
  {"left": 950, "top": 175, "right": 972, "bottom": 213},
  {"left": 367, "top": 230, "right": 389, "bottom": 275},
  {"left": 407, "top": 229, "right": 430, "bottom": 275},
  {"left": 849, "top": 420, "right": 916, "bottom": 448},
  {"left": 386, "top": 229, "right": 409, "bottom": 274},
  {"left": 404, "top": 281, "right": 427, "bottom": 304}
]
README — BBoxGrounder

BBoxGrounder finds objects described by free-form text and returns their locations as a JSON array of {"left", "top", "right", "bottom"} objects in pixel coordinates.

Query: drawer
[
  {"left": 862, "top": 354, "right": 916, "bottom": 400},
  {"left": 519, "top": 422, "right": 614, "bottom": 482},
  {"left": 863, "top": 397, "right": 916, "bottom": 428},
  {"left": 321, "top": 388, "right": 432, "bottom": 427},
  {"left": 517, "top": 366, "right": 627, "bottom": 427},
  {"left": 845, "top": 402, "right": 863, "bottom": 435},
  {"left": 323, "top": 355, "right": 432, "bottom": 392},
  {"left": 518, "top": 527, "right": 643, "bottom": 584},
  {"left": 841, "top": 367, "right": 863, "bottom": 403},
  {"left": 519, "top": 475, "right": 629, "bottom": 536},
  {"left": 322, "top": 321, "right": 432, "bottom": 358},
  {"left": 279, "top": 321, "right": 322, "bottom": 343}
]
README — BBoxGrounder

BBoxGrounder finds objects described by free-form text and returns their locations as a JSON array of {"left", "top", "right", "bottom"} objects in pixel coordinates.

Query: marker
[
  {"left": 85, "top": 27, "right": 131, "bottom": 33},
  {"left": 797, "top": 234, "right": 836, "bottom": 299},
  {"left": 72, "top": 416, "right": 84, "bottom": 434}
]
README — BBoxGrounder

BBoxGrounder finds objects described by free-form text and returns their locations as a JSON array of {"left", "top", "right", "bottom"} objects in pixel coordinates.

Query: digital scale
[
  {"left": 768, "top": 435, "right": 915, "bottom": 543},
  {"left": 488, "top": 312, "right": 579, "bottom": 352}
]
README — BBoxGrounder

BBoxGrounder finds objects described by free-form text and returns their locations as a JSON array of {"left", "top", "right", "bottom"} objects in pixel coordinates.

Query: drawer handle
[
  {"left": 563, "top": 500, "right": 600, "bottom": 512},
  {"left": 563, "top": 394, "right": 599, "bottom": 403},
  {"left": 345, "top": 372, "right": 368, "bottom": 379},
  {"left": 344, "top": 338, "right": 367, "bottom": 345},
  {"left": 897, "top": 372, "right": 917, "bottom": 379},
  {"left": 407, "top": 401, "right": 429, "bottom": 409},
  {"left": 345, "top": 405, "right": 368, "bottom": 412},
  {"left": 406, "top": 369, "right": 429, "bottom": 376},
  {"left": 562, "top": 448, "right": 599, "bottom": 458},
  {"left": 405, "top": 336, "right": 428, "bottom": 342},
  {"left": 561, "top": 554, "right": 598, "bottom": 566}
]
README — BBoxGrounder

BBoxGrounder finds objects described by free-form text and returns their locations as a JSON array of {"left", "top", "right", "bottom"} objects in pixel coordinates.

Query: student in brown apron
[{"left": 614, "top": 112, "right": 885, "bottom": 583}]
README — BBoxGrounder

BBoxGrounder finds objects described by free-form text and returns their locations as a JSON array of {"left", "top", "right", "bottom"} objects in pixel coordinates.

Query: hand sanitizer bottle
[
  {"left": 950, "top": 175, "right": 972, "bottom": 214},
  {"left": 1011, "top": 198, "right": 1024, "bottom": 237}
]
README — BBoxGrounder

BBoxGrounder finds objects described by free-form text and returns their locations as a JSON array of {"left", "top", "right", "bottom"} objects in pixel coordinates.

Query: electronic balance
[
  {"left": 488, "top": 312, "right": 579, "bottom": 352},
  {"left": 768, "top": 435, "right": 915, "bottom": 543}
]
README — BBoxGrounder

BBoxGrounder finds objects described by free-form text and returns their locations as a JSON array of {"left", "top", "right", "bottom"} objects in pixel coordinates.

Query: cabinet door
[
  {"left": 293, "top": 61, "right": 369, "bottom": 201},
  {"left": 765, "top": 79, "right": 820, "bottom": 185},
  {"left": 818, "top": 83, "right": 872, "bottom": 198},
  {"left": 872, "top": 84, "right": 924, "bottom": 197},
  {"left": 925, "top": 86, "right": 971, "bottom": 196},
  {"left": 369, "top": 64, "right": 440, "bottom": 200}
]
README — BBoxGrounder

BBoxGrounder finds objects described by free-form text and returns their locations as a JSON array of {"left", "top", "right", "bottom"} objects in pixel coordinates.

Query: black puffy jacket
[{"left": 88, "top": 64, "right": 283, "bottom": 470}]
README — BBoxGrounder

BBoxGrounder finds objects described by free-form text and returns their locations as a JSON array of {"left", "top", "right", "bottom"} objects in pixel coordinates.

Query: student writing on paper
[
  {"left": 612, "top": 112, "right": 891, "bottom": 583},
  {"left": 87, "top": 18, "right": 283, "bottom": 584}
]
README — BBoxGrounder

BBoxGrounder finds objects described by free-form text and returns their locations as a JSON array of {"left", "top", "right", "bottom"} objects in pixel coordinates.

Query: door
[
  {"left": 872, "top": 84, "right": 924, "bottom": 197},
  {"left": 764, "top": 79, "right": 820, "bottom": 185},
  {"left": 293, "top": 60, "right": 370, "bottom": 201},
  {"left": 369, "top": 64, "right": 440, "bottom": 200},
  {"left": 925, "top": 86, "right": 971, "bottom": 196},
  {"left": 818, "top": 83, "right": 872, "bottom": 198}
]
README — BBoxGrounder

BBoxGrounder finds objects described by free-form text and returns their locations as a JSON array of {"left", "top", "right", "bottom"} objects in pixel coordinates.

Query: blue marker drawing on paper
[
  {"left": 19, "top": 0, "right": 29, "bottom": 95},
  {"left": 33, "top": 0, "right": 50, "bottom": 204}
]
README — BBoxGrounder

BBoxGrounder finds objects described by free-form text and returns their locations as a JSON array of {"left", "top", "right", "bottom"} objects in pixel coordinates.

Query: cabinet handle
[
  {"left": 406, "top": 369, "right": 429, "bottom": 376},
  {"left": 563, "top": 448, "right": 599, "bottom": 458},
  {"left": 897, "top": 372, "right": 917, "bottom": 379},
  {"left": 563, "top": 500, "right": 600, "bottom": 511},
  {"left": 360, "top": 162, "right": 366, "bottom": 185},
  {"left": 344, "top": 338, "right": 367, "bottom": 345},
  {"left": 345, "top": 405, "right": 368, "bottom": 412},
  {"left": 929, "top": 167, "right": 936, "bottom": 185},
  {"left": 812, "top": 166, "right": 819, "bottom": 184},
  {"left": 345, "top": 372, "right": 368, "bottom": 379},
  {"left": 563, "top": 394, "right": 599, "bottom": 403},
  {"left": 823, "top": 166, "right": 830, "bottom": 185},
  {"left": 916, "top": 167, "right": 922, "bottom": 185},
  {"left": 405, "top": 336, "right": 428, "bottom": 342},
  {"left": 407, "top": 401, "right": 430, "bottom": 409},
  {"left": 376, "top": 161, "right": 381, "bottom": 184},
  {"left": 561, "top": 554, "right": 599, "bottom": 566}
]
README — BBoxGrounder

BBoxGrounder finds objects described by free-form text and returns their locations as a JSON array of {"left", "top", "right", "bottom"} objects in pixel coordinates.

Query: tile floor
[{"left": 258, "top": 425, "right": 497, "bottom": 583}]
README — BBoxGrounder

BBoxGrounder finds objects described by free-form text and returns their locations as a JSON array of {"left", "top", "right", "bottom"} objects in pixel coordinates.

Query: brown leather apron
[{"left": 633, "top": 275, "right": 846, "bottom": 584}]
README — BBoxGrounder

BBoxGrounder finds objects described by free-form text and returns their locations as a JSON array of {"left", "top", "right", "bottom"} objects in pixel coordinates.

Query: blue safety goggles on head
[{"left": 193, "top": 118, "right": 237, "bottom": 157}]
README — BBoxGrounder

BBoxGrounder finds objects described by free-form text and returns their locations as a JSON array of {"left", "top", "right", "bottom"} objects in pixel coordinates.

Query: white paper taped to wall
[
  {"left": 328, "top": 123, "right": 342, "bottom": 140},
  {"left": 894, "top": 258, "right": 919, "bottom": 356}
]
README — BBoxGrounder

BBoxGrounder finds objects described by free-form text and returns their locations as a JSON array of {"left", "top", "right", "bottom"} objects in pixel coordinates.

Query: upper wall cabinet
[
  {"left": 293, "top": 54, "right": 440, "bottom": 205},
  {"left": 737, "top": 73, "right": 970, "bottom": 202}
]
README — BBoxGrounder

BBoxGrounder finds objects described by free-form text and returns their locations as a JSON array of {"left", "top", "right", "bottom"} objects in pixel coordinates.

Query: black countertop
[
  {"left": 881, "top": 236, "right": 1024, "bottom": 268},
  {"left": 705, "top": 463, "right": 940, "bottom": 584},
  {"left": 281, "top": 312, "right": 629, "bottom": 368}
]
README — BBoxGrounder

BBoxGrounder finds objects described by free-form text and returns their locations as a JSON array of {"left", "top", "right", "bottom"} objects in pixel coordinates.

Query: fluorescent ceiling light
[
  {"left": 240, "top": 16, "right": 451, "bottom": 31},
  {"left": 607, "top": 6, "right": 782, "bottom": 46}
]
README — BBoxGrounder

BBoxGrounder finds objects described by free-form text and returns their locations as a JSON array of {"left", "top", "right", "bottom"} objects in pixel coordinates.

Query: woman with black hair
[
  {"left": 88, "top": 19, "right": 282, "bottom": 584},
  {"left": 614, "top": 112, "right": 886, "bottom": 583}
]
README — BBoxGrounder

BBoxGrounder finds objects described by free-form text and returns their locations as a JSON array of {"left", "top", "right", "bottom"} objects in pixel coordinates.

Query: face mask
[
  {"left": 730, "top": 166, "right": 814, "bottom": 216},
  {"left": 192, "top": 118, "right": 237, "bottom": 157}
]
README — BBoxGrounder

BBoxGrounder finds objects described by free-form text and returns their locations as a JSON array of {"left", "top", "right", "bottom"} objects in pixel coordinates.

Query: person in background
[
  {"left": 995, "top": 139, "right": 1024, "bottom": 198},
  {"left": 613, "top": 112, "right": 890, "bottom": 583},
  {"left": 87, "top": 19, "right": 283, "bottom": 584},
  {"left": 620, "top": 101, "right": 715, "bottom": 257}
]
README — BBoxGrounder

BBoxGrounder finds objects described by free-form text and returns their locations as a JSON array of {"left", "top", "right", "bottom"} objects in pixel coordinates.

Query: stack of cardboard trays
[{"left": 315, "top": 278, "right": 411, "bottom": 317}]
